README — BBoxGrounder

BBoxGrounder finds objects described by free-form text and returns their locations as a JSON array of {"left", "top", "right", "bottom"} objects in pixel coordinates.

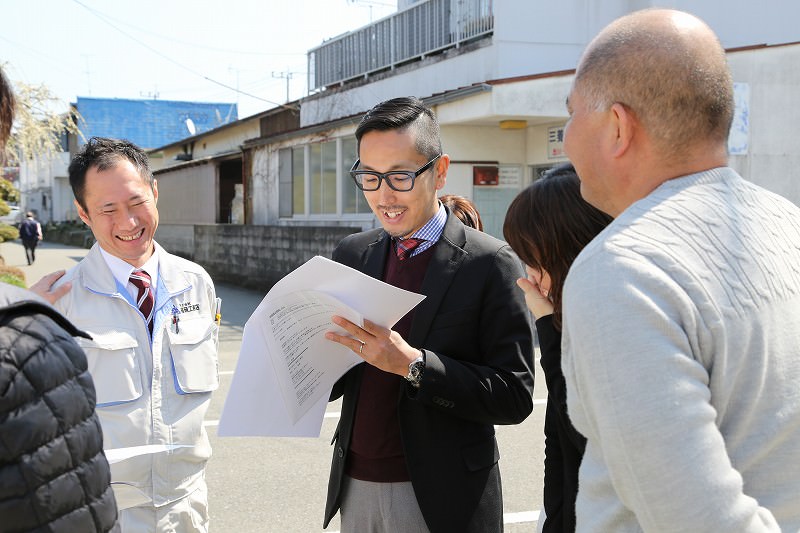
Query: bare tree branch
[{"left": 3, "top": 79, "right": 84, "bottom": 165}]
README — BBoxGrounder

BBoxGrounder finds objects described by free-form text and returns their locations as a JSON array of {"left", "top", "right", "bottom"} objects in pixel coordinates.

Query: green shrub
[
  {"left": 0, "top": 223, "right": 19, "bottom": 242},
  {"left": 0, "top": 265, "right": 26, "bottom": 287},
  {"left": 0, "top": 273, "right": 26, "bottom": 288}
]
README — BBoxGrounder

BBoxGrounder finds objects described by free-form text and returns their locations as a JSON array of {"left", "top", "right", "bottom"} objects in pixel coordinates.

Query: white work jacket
[{"left": 55, "top": 243, "right": 220, "bottom": 509}]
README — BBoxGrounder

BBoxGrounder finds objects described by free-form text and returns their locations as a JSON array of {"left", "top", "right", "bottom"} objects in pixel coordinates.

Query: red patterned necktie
[
  {"left": 395, "top": 237, "right": 424, "bottom": 261},
  {"left": 130, "top": 270, "right": 154, "bottom": 336}
]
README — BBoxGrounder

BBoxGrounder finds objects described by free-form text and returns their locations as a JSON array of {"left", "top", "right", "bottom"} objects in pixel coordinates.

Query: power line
[
  {"left": 70, "top": 0, "right": 298, "bottom": 111},
  {"left": 68, "top": 5, "right": 304, "bottom": 57}
]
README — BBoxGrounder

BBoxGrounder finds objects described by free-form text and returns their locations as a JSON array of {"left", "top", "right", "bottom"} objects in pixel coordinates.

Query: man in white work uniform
[{"left": 55, "top": 136, "right": 220, "bottom": 532}]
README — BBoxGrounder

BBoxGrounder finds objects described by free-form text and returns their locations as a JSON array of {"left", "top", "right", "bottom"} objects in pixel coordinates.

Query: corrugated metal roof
[{"left": 74, "top": 97, "right": 238, "bottom": 150}]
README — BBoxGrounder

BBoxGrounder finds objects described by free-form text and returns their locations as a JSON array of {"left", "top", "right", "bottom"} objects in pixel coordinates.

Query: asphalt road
[{"left": 2, "top": 239, "right": 547, "bottom": 532}]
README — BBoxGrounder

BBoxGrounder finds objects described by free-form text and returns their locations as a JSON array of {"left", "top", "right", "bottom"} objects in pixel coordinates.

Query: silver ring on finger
[{"left": 359, "top": 342, "right": 365, "bottom": 355}]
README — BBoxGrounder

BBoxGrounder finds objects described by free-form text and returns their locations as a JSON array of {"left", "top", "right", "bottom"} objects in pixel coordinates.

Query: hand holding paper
[
  {"left": 325, "top": 315, "right": 422, "bottom": 378},
  {"left": 218, "top": 256, "right": 425, "bottom": 437}
]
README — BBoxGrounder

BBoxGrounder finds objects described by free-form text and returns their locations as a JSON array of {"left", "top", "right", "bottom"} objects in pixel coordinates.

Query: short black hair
[
  {"left": 68, "top": 137, "right": 153, "bottom": 210},
  {"left": 355, "top": 96, "right": 442, "bottom": 160}
]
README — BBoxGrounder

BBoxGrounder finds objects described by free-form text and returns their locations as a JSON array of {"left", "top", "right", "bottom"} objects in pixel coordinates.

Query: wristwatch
[{"left": 406, "top": 351, "right": 426, "bottom": 387}]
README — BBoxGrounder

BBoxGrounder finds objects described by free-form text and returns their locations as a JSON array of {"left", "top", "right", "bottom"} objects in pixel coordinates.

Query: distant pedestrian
[{"left": 18, "top": 211, "right": 42, "bottom": 264}]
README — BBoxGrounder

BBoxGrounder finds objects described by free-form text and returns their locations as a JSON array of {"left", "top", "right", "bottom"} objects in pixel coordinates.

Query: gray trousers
[{"left": 340, "top": 476, "right": 430, "bottom": 533}]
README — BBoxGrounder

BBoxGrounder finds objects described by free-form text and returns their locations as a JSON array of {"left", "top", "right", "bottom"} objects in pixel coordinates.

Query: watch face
[
  {"left": 407, "top": 354, "right": 425, "bottom": 384},
  {"left": 408, "top": 360, "right": 424, "bottom": 383}
]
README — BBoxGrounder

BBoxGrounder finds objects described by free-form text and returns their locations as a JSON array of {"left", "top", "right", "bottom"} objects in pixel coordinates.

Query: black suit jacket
[{"left": 324, "top": 211, "right": 536, "bottom": 533}]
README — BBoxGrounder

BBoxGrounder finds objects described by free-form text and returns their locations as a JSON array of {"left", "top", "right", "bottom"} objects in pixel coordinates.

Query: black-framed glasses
[{"left": 350, "top": 154, "right": 441, "bottom": 192}]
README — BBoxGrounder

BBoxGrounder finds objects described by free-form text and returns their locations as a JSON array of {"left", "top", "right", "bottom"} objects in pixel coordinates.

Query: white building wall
[
  {"left": 442, "top": 124, "right": 525, "bottom": 163},
  {"left": 254, "top": 4, "right": 800, "bottom": 236},
  {"left": 527, "top": 123, "right": 568, "bottom": 167},
  {"left": 727, "top": 43, "right": 800, "bottom": 205},
  {"left": 18, "top": 152, "right": 70, "bottom": 223},
  {"left": 673, "top": 0, "right": 800, "bottom": 48},
  {"left": 53, "top": 176, "right": 78, "bottom": 222},
  {"left": 491, "top": 77, "right": 572, "bottom": 122},
  {"left": 303, "top": 0, "right": 800, "bottom": 128},
  {"left": 301, "top": 45, "right": 498, "bottom": 126},
  {"left": 156, "top": 164, "right": 216, "bottom": 224},
  {"left": 437, "top": 124, "right": 525, "bottom": 198}
]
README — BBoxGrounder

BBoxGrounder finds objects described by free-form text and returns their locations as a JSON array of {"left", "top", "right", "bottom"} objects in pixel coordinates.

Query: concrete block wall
[
  {"left": 48, "top": 223, "right": 361, "bottom": 294},
  {"left": 155, "top": 224, "right": 195, "bottom": 255},
  {"left": 185, "top": 224, "right": 360, "bottom": 293}
]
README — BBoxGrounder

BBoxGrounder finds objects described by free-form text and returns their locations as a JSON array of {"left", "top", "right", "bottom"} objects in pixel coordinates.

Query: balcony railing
[{"left": 308, "top": 0, "right": 493, "bottom": 91}]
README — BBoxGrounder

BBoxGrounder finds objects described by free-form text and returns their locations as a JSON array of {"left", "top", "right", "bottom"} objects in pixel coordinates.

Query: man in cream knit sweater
[{"left": 561, "top": 9, "right": 800, "bottom": 532}]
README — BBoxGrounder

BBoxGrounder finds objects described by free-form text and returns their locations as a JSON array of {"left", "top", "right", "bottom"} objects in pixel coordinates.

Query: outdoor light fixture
[{"left": 499, "top": 120, "right": 527, "bottom": 130}]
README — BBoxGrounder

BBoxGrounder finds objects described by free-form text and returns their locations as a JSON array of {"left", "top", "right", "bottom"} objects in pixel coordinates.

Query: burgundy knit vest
[{"left": 345, "top": 243, "right": 435, "bottom": 482}]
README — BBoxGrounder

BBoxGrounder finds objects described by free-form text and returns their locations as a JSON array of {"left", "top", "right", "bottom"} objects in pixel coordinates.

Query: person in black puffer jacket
[{"left": 0, "top": 284, "right": 118, "bottom": 533}]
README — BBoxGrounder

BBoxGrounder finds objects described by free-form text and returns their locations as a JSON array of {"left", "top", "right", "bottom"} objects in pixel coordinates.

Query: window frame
[{"left": 282, "top": 136, "right": 374, "bottom": 220}]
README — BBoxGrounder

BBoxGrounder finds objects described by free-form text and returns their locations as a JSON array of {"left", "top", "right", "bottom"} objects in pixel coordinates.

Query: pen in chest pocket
[{"left": 171, "top": 305, "right": 180, "bottom": 333}]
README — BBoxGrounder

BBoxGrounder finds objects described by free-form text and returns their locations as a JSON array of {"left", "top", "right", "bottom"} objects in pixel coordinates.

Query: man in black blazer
[{"left": 323, "top": 97, "right": 535, "bottom": 533}]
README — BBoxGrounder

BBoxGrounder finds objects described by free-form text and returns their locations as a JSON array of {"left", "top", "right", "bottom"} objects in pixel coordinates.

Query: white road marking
[
  {"left": 326, "top": 510, "right": 540, "bottom": 532},
  {"left": 505, "top": 510, "right": 541, "bottom": 524}
]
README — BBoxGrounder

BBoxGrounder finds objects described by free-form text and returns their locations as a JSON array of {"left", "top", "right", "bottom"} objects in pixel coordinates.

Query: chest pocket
[
  {"left": 76, "top": 328, "right": 142, "bottom": 407},
  {"left": 166, "top": 318, "right": 219, "bottom": 394}
]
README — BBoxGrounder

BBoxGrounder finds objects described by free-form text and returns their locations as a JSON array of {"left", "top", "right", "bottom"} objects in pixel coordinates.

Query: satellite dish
[{"left": 185, "top": 117, "right": 197, "bottom": 136}]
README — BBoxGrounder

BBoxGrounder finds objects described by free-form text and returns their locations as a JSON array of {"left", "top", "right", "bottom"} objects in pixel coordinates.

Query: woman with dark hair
[
  {"left": 503, "top": 163, "right": 612, "bottom": 532},
  {"left": 439, "top": 194, "right": 483, "bottom": 231}
]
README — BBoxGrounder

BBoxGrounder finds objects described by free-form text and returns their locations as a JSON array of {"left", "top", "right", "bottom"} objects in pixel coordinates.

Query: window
[
  {"left": 309, "top": 141, "right": 338, "bottom": 214},
  {"left": 341, "top": 137, "right": 370, "bottom": 214},
  {"left": 280, "top": 136, "right": 372, "bottom": 218},
  {"left": 292, "top": 147, "right": 305, "bottom": 214}
]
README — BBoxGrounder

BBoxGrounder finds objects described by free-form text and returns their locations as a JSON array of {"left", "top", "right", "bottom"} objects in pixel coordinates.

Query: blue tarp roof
[{"left": 74, "top": 97, "right": 238, "bottom": 150}]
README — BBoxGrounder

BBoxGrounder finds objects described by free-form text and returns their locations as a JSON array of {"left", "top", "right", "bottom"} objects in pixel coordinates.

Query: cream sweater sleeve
[{"left": 561, "top": 192, "right": 792, "bottom": 532}]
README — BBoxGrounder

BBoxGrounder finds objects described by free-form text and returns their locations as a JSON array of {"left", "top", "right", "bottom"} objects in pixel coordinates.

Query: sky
[{"left": 1, "top": 0, "right": 398, "bottom": 119}]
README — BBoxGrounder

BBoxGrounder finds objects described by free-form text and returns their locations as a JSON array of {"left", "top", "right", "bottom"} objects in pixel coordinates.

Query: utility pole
[
  {"left": 271, "top": 69, "right": 296, "bottom": 103},
  {"left": 81, "top": 54, "right": 93, "bottom": 95},
  {"left": 347, "top": 0, "right": 396, "bottom": 23},
  {"left": 228, "top": 66, "right": 240, "bottom": 108},
  {"left": 139, "top": 88, "right": 160, "bottom": 100}
]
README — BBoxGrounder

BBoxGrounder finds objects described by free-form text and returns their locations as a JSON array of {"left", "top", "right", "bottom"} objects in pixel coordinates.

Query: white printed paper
[
  {"left": 218, "top": 255, "right": 425, "bottom": 437},
  {"left": 262, "top": 290, "right": 362, "bottom": 423}
]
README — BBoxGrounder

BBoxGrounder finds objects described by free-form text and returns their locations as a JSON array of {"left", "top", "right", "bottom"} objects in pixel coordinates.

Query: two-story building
[
  {"left": 143, "top": 0, "right": 799, "bottom": 291},
  {"left": 233, "top": 0, "right": 800, "bottom": 239}
]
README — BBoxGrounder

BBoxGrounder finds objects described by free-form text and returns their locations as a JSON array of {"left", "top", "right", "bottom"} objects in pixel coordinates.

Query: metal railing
[{"left": 308, "top": 0, "right": 493, "bottom": 91}]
